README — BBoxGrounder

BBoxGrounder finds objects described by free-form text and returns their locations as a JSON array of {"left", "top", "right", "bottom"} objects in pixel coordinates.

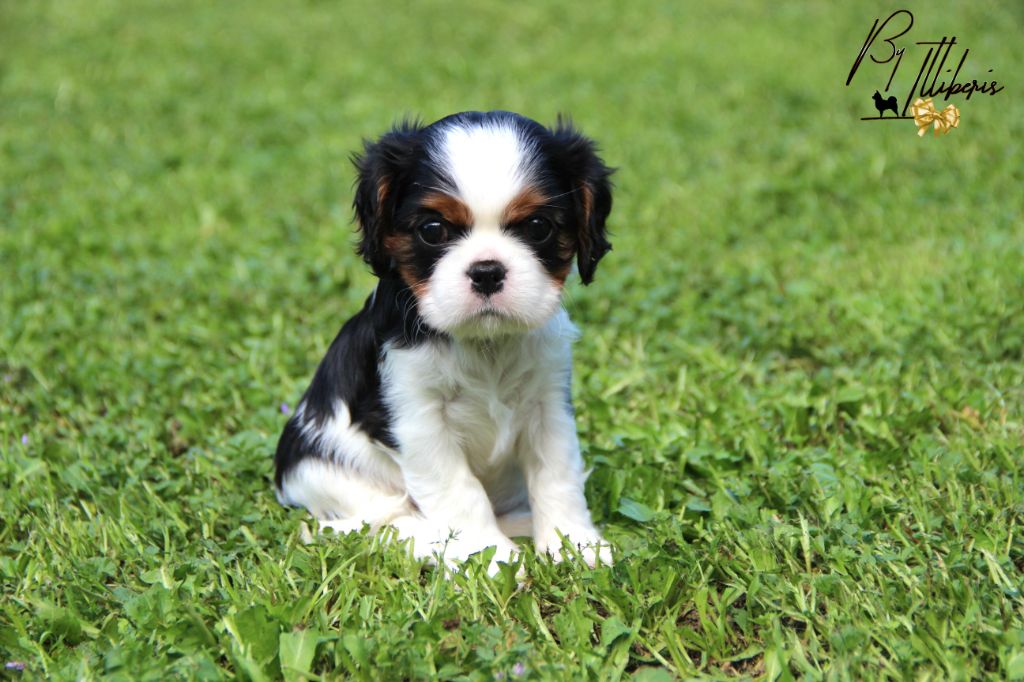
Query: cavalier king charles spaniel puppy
[{"left": 274, "top": 111, "right": 613, "bottom": 572}]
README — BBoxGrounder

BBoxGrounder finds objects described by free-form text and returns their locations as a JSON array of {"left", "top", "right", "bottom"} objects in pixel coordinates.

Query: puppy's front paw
[
  {"left": 536, "top": 527, "right": 613, "bottom": 567},
  {"left": 576, "top": 541, "right": 613, "bottom": 567},
  {"left": 439, "top": 535, "right": 520, "bottom": 576},
  {"left": 318, "top": 518, "right": 366, "bottom": 535}
]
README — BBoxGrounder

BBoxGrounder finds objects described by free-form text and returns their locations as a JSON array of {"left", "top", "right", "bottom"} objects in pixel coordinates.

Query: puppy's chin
[
  {"left": 421, "top": 293, "right": 563, "bottom": 340},
  {"left": 449, "top": 310, "right": 541, "bottom": 340}
]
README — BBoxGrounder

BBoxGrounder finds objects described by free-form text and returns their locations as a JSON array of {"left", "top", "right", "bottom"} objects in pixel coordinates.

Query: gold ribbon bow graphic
[{"left": 911, "top": 97, "right": 960, "bottom": 137}]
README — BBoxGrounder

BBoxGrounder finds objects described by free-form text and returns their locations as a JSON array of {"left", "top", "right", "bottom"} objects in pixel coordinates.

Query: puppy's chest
[
  {"left": 437, "top": 348, "right": 547, "bottom": 451},
  {"left": 385, "top": 338, "right": 565, "bottom": 461}
]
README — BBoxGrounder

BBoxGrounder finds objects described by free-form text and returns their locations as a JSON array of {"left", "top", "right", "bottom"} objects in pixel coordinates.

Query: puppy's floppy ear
[
  {"left": 352, "top": 120, "right": 422, "bottom": 276},
  {"left": 549, "top": 116, "right": 614, "bottom": 285}
]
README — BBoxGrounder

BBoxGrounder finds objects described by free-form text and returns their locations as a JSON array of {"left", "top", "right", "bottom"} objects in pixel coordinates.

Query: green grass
[{"left": 2, "top": 0, "right": 1024, "bottom": 678}]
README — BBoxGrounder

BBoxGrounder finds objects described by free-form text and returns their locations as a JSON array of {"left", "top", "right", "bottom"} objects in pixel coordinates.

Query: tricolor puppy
[{"left": 274, "top": 111, "right": 613, "bottom": 571}]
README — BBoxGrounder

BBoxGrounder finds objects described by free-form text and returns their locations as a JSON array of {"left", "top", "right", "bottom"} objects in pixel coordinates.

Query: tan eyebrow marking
[
  {"left": 420, "top": 192, "right": 472, "bottom": 226},
  {"left": 502, "top": 186, "right": 550, "bottom": 225}
]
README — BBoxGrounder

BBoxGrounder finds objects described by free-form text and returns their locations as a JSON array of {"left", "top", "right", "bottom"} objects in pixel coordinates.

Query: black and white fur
[{"left": 274, "top": 111, "right": 613, "bottom": 571}]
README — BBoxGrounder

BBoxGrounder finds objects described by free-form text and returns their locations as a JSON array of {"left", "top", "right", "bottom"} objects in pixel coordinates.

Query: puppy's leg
[
  {"left": 280, "top": 456, "right": 510, "bottom": 574},
  {"left": 277, "top": 457, "right": 412, "bottom": 531},
  {"left": 391, "top": 414, "right": 519, "bottom": 571},
  {"left": 520, "top": 400, "right": 612, "bottom": 566},
  {"left": 496, "top": 508, "right": 534, "bottom": 539}
]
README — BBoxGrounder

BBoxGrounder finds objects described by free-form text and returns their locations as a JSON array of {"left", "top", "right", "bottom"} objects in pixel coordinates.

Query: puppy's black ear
[
  {"left": 352, "top": 120, "right": 422, "bottom": 276},
  {"left": 549, "top": 116, "right": 613, "bottom": 285}
]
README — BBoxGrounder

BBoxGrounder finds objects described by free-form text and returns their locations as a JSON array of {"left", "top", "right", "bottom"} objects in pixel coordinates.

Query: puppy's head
[{"left": 353, "top": 111, "right": 612, "bottom": 338}]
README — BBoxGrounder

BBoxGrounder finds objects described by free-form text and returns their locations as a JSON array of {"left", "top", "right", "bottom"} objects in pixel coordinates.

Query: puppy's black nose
[{"left": 467, "top": 260, "right": 506, "bottom": 296}]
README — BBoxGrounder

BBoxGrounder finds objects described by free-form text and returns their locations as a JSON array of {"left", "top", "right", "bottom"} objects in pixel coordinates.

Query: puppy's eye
[
  {"left": 523, "top": 217, "right": 554, "bottom": 243},
  {"left": 417, "top": 221, "right": 448, "bottom": 246}
]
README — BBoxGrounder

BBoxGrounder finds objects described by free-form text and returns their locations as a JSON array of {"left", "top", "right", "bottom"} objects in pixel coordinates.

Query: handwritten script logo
[{"left": 847, "top": 9, "right": 1005, "bottom": 123}]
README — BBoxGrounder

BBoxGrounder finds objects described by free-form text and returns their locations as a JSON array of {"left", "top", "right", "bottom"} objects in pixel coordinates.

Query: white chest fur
[{"left": 380, "top": 309, "right": 577, "bottom": 507}]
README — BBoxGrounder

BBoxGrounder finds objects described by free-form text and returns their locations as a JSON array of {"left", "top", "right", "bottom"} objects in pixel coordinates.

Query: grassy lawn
[{"left": 2, "top": 0, "right": 1023, "bottom": 678}]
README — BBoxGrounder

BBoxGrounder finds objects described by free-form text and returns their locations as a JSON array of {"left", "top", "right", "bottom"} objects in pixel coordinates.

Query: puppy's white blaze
[{"left": 432, "top": 121, "right": 537, "bottom": 225}]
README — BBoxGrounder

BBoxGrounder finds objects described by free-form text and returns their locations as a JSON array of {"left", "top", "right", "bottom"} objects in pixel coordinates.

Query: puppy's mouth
[
  {"left": 456, "top": 304, "right": 528, "bottom": 336},
  {"left": 476, "top": 307, "right": 505, "bottom": 318}
]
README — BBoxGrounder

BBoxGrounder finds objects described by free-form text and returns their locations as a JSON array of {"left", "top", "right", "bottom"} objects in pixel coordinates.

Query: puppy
[{"left": 274, "top": 111, "right": 613, "bottom": 571}]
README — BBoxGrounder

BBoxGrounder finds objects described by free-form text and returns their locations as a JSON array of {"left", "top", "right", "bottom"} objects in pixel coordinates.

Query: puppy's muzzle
[{"left": 467, "top": 260, "right": 506, "bottom": 296}]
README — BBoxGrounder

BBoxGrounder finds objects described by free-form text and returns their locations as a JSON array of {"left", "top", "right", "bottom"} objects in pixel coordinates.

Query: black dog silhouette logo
[
  {"left": 872, "top": 90, "right": 899, "bottom": 117},
  {"left": 847, "top": 10, "right": 1005, "bottom": 136}
]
